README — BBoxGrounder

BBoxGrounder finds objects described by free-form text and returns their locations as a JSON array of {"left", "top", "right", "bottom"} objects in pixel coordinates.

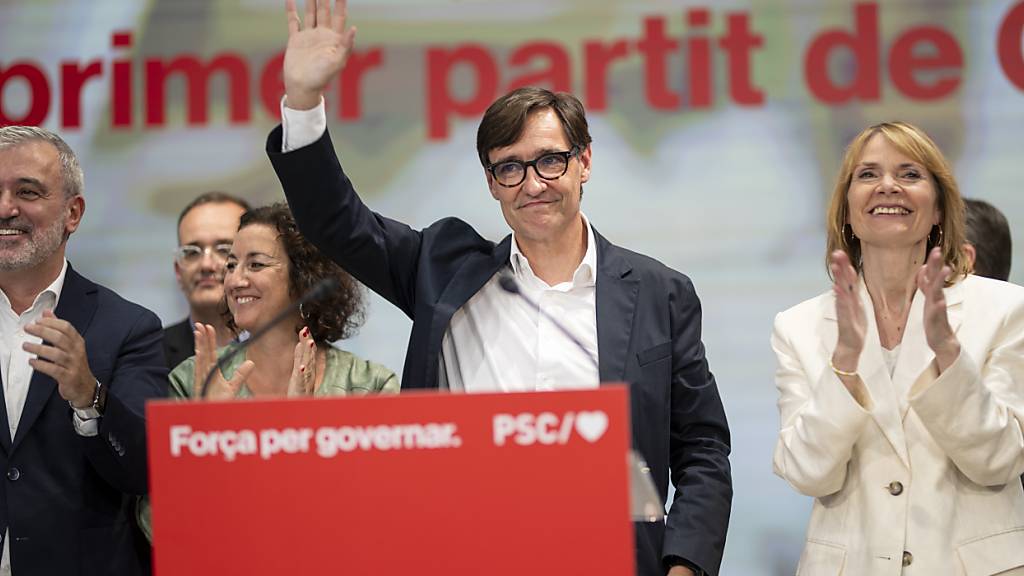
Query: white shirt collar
[
  {"left": 509, "top": 213, "right": 597, "bottom": 289},
  {"left": 0, "top": 259, "right": 69, "bottom": 318}
]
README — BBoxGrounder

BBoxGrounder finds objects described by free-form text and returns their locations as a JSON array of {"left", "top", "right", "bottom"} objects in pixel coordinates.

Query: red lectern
[{"left": 146, "top": 387, "right": 635, "bottom": 575}]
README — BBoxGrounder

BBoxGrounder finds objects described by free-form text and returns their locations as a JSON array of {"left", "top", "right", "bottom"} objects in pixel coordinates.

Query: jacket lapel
[
  {"left": 892, "top": 280, "right": 965, "bottom": 419},
  {"left": 14, "top": 265, "right": 98, "bottom": 452},
  {"left": 821, "top": 277, "right": 910, "bottom": 468},
  {"left": 426, "top": 237, "right": 511, "bottom": 385},
  {"left": 0, "top": 374, "right": 12, "bottom": 453},
  {"left": 594, "top": 231, "right": 639, "bottom": 383}
]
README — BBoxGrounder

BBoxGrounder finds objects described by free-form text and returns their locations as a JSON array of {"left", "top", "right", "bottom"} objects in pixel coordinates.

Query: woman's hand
[
  {"left": 830, "top": 250, "right": 866, "bottom": 372},
  {"left": 191, "top": 323, "right": 254, "bottom": 400},
  {"left": 286, "top": 327, "right": 317, "bottom": 397},
  {"left": 917, "top": 247, "right": 961, "bottom": 372}
]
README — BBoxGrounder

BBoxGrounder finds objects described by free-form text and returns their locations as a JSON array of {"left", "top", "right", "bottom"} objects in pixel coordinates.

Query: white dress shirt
[
  {"left": 439, "top": 223, "right": 600, "bottom": 392},
  {"left": 280, "top": 99, "right": 600, "bottom": 392}
]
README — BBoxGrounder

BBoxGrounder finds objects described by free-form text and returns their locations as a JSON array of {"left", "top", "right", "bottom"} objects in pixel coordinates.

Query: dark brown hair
[
  {"left": 177, "top": 191, "right": 251, "bottom": 229},
  {"left": 476, "top": 87, "right": 592, "bottom": 167},
  {"left": 965, "top": 198, "right": 1012, "bottom": 281},
  {"left": 223, "top": 203, "right": 365, "bottom": 344}
]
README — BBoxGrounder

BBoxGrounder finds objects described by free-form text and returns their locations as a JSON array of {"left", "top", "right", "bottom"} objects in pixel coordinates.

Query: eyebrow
[
  {"left": 183, "top": 239, "right": 234, "bottom": 247},
  {"left": 227, "top": 250, "right": 274, "bottom": 260},
  {"left": 855, "top": 162, "right": 922, "bottom": 170},
  {"left": 490, "top": 147, "right": 568, "bottom": 165},
  {"left": 15, "top": 177, "right": 48, "bottom": 189}
]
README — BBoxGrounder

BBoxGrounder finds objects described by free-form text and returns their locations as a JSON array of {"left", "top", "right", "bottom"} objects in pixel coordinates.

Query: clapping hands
[{"left": 191, "top": 323, "right": 254, "bottom": 400}]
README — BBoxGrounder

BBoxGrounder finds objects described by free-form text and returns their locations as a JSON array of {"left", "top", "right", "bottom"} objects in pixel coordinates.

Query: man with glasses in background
[
  {"left": 266, "top": 1, "right": 731, "bottom": 574},
  {"left": 166, "top": 192, "right": 249, "bottom": 370}
]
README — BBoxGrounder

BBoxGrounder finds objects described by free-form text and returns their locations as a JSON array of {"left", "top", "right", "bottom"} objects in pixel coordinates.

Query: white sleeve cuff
[
  {"left": 280, "top": 96, "right": 327, "bottom": 152},
  {"left": 72, "top": 412, "right": 100, "bottom": 437}
]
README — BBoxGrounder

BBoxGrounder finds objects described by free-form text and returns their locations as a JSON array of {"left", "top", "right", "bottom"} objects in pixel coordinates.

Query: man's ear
[
  {"left": 485, "top": 167, "right": 500, "bottom": 200},
  {"left": 174, "top": 259, "right": 187, "bottom": 292},
  {"left": 962, "top": 242, "right": 976, "bottom": 273},
  {"left": 64, "top": 195, "right": 85, "bottom": 236},
  {"left": 578, "top": 144, "right": 592, "bottom": 184}
]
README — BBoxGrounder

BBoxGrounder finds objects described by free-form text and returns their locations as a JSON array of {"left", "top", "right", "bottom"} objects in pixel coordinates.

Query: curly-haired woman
[
  {"left": 173, "top": 202, "right": 397, "bottom": 400},
  {"left": 138, "top": 203, "right": 396, "bottom": 542}
]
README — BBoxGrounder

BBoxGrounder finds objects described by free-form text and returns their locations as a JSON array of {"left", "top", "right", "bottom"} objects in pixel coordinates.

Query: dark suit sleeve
[
  {"left": 662, "top": 276, "right": 732, "bottom": 576},
  {"left": 266, "top": 126, "right": 423, "bottom": 317},
  {"left": 80, "top": 307, "right": 167, "bottom": 495}
]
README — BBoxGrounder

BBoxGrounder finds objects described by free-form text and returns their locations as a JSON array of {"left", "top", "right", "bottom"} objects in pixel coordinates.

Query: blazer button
[
  {"left": 6, "top": 467, "right": 20, "bottom": 481},
  {"left": 902, "top": 551, "right": 913, "bottom": 566},
  {"left": 887, "top": 481, "right": 904, "bottom": 495}
]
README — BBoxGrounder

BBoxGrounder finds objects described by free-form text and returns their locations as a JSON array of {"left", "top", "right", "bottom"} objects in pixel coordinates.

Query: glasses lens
[
  {"left": 175, "top": 245, "right": 202, "bottom": 263},
  {"left": 494, "top": 161, "right": 525, "bottom": 186},
  {"left": 213, "top": 244, "right": 233, "bottom": 260},
  {"left": 176, "top": 244, "right": 232, "bottom": 264},
  {"left": 535, "top": 153, "right": 569, "bottom": 179}
]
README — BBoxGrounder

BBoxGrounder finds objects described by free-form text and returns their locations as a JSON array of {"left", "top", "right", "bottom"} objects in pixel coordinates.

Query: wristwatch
[{"left": 70, "top": 379, "right": 106, "bottom": 420}]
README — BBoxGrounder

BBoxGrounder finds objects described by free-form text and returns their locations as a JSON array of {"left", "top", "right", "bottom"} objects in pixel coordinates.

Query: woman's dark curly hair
[{"left": 222, "top": 202, "right": 366, "bottom": 344}]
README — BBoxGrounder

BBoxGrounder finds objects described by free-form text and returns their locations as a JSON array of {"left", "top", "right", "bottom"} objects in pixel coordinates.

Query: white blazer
[{"left": 772, "top": 274, "right": 1024, "bottom": 575}]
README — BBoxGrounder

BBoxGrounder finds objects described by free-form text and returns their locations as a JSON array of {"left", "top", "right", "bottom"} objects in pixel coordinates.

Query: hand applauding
[
  {"left": 916, "top": 247, "right": 961, "bottom": 372},
  {"left": 24, "top": 310, "right": 99, "bottom": 409},
  {"left": 830, "top": 250, "right": 866, "bottom": 373},
  {"left": 286, "top": 326, "right": 318, "bottom": 397},
  {"left": 191, "top": 323, "right": 254, "bottom": 400}
]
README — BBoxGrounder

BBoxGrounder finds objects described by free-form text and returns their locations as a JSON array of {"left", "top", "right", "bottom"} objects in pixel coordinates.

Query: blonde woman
[{"left": 772, "top": 122, "right": 1024, "bottom": 575}]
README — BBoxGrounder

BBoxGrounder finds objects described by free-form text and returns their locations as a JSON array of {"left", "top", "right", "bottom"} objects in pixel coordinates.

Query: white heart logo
[{"left": 575, "top": 411, "right": 608, "bottom": 443}]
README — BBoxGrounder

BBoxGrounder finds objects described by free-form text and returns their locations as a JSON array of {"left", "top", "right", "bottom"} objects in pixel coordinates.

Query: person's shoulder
[
  {"left": 422, "top": 217, "right": 496, "bottom": 248},
  {"left": 70, "top": 269, "right": 160, "bottom": 326},
  {"left": 601, "top": 240, "right": 691, "bottom": 284},
  {"left": 324, "top": 347, "right": 398, "bottom": 392},
  {"left": 775, "top": 289, "right": 832, "bottom": 327},
  {"left": 959, "top": 273, "right": 1024, "bottom": 303},
  {"left": 326, "top": 347, "right": 394, "bottom": 376},
  {"left": 164, "top": 318, "right": 192, "bottom": 337}
]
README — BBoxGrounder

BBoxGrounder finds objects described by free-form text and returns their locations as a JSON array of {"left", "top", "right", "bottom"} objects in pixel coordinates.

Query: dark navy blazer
[
  {"left": 268, "top": 127, "right": 732, "bottom": 576},
  {"left": 162, "top": 318, "right": 194, "bottom": 372},
  {"left": 0, "top": 266, "right": 166, "bottom": 575}
]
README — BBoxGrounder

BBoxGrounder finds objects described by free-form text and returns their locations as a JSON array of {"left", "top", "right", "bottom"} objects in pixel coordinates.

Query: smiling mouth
[
  {"left": 234, "top": 296, "right": 258, "bottom": 304},
  {"left": 870, "top": 206, "right": 911, "bottom": 215},
  {"left": 0, "top": 228, "right": 27, "bottom": 237}
]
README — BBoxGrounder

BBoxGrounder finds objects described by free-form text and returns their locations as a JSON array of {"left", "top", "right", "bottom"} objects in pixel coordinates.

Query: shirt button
[
  {"left": 7, "top": 467, "right": 20, "bottom": 481},
  {"left": 902, "top": 551, "right": 913, "bottom": 566},
  {"left": 887, "top": 481, "right": 904, "bottom": 496}
]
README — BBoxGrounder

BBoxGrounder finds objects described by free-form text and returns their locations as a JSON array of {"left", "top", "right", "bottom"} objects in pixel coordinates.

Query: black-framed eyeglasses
[
  {"left": 175, "top": 243, "right": 233, "bottom": 265},
  {"left": 487, "top": 147, "right": 580, "bottom": 188}
]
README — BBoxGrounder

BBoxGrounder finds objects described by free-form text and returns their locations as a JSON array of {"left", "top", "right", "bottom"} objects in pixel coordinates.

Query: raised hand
[
  {"left": 286, "top": 327, "right": 318, "bottom": 397},
  {"left": 830, "top": 250, "right": 867, "bottom": 373},
  {"left": 916, "top": 247, "right": 960, "bottom": 372},
  {"left": 283, "top": 0, "right": 357, "bottom": 110},
  {"left": 191, "top": 323, "right": 254, "bottom": 400}
]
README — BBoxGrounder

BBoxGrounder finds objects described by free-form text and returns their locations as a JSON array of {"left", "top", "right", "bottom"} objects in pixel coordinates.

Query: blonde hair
[{"left": 825, "top": 121, "right": 968, "bottom": 284}]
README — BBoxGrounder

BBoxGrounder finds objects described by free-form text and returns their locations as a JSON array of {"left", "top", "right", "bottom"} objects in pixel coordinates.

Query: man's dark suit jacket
[
  {"left": 0, "top": 265, "right": 167, "bottom": 575},
  {"left": 162, "top": 318, "right": 194, "bottom": 371},
  {"left": 268, "top": 127, "right": 732, "bottom": 576}
]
